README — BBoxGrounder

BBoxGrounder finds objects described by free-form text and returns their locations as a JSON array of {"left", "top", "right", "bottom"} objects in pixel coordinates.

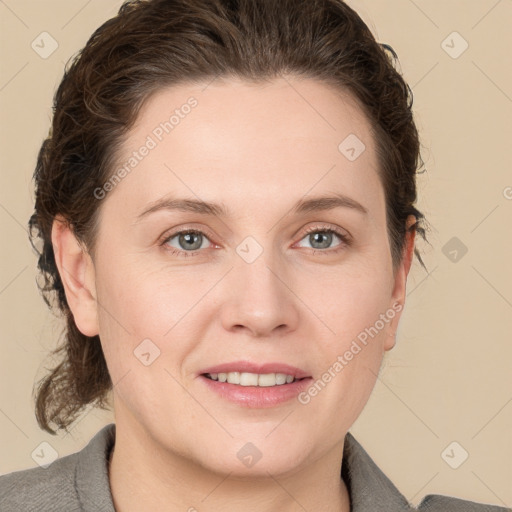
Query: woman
[{"left": 0, "top": 0, "right": 508, "bottom": 510}]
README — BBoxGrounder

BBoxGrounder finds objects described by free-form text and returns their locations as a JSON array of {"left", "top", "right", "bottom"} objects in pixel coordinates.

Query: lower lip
[{"left": 199, "top": 375, "right": 313, "bottom": 408}]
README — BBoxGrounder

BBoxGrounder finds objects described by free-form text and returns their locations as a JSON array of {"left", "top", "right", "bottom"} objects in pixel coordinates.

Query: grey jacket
[{"left": 0, "top": 424, "right": 509, "bottom": 511}]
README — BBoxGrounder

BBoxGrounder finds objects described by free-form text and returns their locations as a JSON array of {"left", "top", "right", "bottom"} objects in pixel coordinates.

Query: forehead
[{"left": 106, "top": 77, "right": 383, "bottom": 217}]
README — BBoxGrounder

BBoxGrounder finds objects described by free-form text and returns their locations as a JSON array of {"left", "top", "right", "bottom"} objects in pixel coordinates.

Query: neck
[{"left": 108, "top": 422, "right": 351, "bottom": 512}]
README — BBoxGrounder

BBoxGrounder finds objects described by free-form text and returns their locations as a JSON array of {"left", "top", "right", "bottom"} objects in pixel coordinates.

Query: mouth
[
  {"left": 199, "top": 361, "right": 311, "bottom": 383},
  {"left": 202, "top": 371, "right": 307, "bottom": 387},
  {"left": 198, "top": 361, "right": 312, "bottom": 407}
]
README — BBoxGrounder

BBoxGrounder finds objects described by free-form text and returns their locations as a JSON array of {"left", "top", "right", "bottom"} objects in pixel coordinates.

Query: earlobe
[
  {"left": 51, "top": 216, "right": 99, "bottom": 337},
  {"left": 384, "top": 216, "right": 417, "bottom": 351}
]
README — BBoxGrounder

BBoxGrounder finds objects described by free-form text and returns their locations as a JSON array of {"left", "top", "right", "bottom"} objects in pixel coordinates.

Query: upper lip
[{"left": 200, "top": 361, "right": 311, "bottom": 380}]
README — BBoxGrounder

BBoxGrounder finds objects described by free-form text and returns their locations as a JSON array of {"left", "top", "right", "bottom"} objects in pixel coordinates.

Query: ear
[
  {"left": 51, "top": 216, "right": 99, "bottom": 337},
  {"left": 384, "top": 215, "right": 416, "bottom": 351}
]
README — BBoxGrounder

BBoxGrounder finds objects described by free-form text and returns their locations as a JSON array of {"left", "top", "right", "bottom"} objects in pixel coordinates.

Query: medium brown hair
[{"left": 29, "top": 0, "right": 427, "bottom": 433}]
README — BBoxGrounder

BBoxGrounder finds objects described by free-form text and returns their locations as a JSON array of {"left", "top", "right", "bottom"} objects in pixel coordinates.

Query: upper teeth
[{"left": 207, "top": 372, "right": 296, "bottom": 386}]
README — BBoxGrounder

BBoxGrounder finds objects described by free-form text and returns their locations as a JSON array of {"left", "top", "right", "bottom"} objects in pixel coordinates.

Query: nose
[{"left": 219, "top": 250, "right": 300, "bottom": 338}]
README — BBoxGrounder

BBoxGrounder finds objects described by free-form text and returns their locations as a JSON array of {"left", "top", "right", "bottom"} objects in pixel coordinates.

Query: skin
[{"left": 52, "top": 77, "right": 415, "bottom": 512}]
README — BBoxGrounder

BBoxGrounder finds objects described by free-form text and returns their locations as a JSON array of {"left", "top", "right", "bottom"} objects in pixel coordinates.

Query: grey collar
[{"left": 342, "top": 431, "right": 414, "bottom": 511}]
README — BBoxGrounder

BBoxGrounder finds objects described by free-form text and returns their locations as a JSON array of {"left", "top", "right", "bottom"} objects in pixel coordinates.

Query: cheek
[
  {"left": 298, "top": 279, "right": 391, "bottom": 437},
  {"left": 95, "top": 253, "right": 207, "bottom": 334},
  {"left": 93, "top": 263, "right": 199, "bottom": 419},
  {"left": 306, "top": 258, "right": 394, "bottom": 342},
  {"left": 300, "top": 261, "right": 393, "bottom": 401},
  {"left": 93, "top": 255, "right": 219, "bottom": 386}
]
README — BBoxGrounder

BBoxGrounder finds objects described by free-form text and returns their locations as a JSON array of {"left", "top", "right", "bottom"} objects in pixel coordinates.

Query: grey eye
[
  {"left": 308, "top": 231, "right": 334, "bottom": 249},
  {"left": 297, "top": 230, "right": 343, "bottom": 250},
  {"left": 166, "top": 231, "right": 209, "bottom": 251}
]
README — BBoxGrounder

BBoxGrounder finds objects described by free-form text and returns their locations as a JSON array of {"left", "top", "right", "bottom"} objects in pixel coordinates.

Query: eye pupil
[
  {"left": 179, "top": 232, "right": 202, "bottom": 250},
  {"left": 310, "top": 232, "right": 333, "bottom": 249}
]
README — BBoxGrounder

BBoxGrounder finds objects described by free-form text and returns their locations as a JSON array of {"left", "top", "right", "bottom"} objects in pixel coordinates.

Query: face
[{"left": 58, "top": 77, "right": 412, "bottom": 478}]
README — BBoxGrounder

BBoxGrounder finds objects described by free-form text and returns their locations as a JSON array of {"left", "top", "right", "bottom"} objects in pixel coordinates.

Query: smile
[{"left": 204, "top": 372, "right": 299, "bottom": 387}]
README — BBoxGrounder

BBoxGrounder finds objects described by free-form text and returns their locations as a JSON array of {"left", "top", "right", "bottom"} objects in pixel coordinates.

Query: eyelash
[
  {"left": 300, "top": 225, "right": 351, "bottom": 255},
  {"left": 159, "top": 225, "right": 351, "bottom": 258}
]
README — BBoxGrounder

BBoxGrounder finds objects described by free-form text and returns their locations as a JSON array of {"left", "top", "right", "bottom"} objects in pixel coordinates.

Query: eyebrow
[
  {"left": 136, "top": 192, "right": 368, "bottom": 221},
  {"left": 293, "top": 194, "right": 368, "bottom": 216}
]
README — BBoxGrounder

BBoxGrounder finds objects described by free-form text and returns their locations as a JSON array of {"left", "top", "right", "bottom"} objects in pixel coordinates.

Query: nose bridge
[{"left": 219, "top": 243, "right": 299, "bottom": 336}]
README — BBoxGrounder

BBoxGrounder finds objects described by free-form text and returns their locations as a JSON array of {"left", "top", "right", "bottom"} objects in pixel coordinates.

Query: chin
[{"left": 205, "top": 453, "right": 308, "bottom": 480}]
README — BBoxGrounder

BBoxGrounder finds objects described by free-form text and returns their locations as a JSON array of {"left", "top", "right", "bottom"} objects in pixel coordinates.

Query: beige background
[{"left": 1, "top": 0, "right": 511, "bottom": 507}]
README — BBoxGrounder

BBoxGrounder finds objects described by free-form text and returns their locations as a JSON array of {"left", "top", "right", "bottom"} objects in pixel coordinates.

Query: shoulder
[
  {"left": 343, "top": 432, "right": 511, "bottom": 512},
  {"left": 417, "top": 494, "right": 511, "bottom": 512},
  {"left": 0, "top": 449, "right": 81, "bottom": 511},
  {"left": 0, "top": 424, "right": 116, "bottom": 512}
]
